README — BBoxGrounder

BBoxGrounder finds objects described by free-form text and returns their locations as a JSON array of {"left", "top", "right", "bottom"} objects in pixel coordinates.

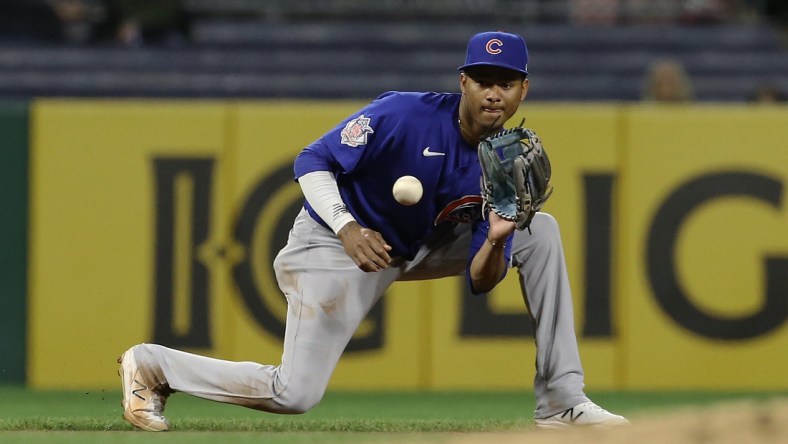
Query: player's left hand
[{"left": 337, "top": 221, "right": 393, "bottom": 272}]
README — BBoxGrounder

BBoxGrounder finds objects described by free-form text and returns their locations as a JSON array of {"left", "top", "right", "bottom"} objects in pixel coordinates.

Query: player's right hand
[
  {"left": 337, "top": 221, "right": 393, "bottom": 272},
  {"left": 486, "top": 211, "right": 517, "bottom": 244}
]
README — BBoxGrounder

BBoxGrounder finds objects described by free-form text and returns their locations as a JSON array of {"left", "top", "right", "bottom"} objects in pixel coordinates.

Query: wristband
[{"left": 486, "top": 236, "right": 503, "bottom": 249}]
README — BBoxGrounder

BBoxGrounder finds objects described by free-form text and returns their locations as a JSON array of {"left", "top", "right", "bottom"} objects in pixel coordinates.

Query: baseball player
[{"left": 118, "top": 31, "right": 629, "bottom": 431}]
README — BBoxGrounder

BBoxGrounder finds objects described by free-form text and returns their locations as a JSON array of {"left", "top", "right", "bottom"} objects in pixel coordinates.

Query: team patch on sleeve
[
  {"left": 434, "top": 195, "right": 483, "bottom": 225},
  {"left": 340, "top": 114, "right": 375, "bottom": 147}
]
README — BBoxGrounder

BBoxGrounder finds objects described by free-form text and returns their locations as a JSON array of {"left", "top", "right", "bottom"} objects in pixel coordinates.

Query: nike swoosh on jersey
[{"left": 422, "top": 147, "right": 446, "bottom": 157}]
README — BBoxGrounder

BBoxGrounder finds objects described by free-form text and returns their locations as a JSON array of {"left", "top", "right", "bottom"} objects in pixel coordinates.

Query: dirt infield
[{"left": 448, "top": 399, "right": 788, "bottom": 444}]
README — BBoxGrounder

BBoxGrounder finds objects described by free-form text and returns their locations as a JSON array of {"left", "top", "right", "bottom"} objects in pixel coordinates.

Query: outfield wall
[{"left": 23, "top": 100, "right": 788, "bottom": 390}]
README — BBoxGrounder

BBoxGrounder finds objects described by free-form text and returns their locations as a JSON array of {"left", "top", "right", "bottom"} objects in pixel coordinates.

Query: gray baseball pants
[{"left": 132, "top": 208, "right": 589, "bottom": 418}]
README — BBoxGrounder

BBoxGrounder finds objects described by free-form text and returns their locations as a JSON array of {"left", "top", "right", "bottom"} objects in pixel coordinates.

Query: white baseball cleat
[
  {"left": 118, "top": 346, "right": 171, "bottom": 432},
  {"left": 534, "top": 401, "right": 630, "bottom": 429}
]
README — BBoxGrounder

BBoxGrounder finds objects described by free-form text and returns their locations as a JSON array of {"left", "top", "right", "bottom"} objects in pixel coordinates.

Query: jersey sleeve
[
  {"left": 466, "top": 219, "right": 514, "bottom": 295},
  {"left": 294, "top": 91, "right": 401, "bottom": 179}
]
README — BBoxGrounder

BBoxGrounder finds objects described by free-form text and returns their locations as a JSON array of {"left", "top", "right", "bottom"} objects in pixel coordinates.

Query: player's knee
[
  {"left": 512, "top": 213, "right": 563, "bottom": 260},
  {"left": 531, "top": 212, "right": 559, "bottom": 233},
  {"left": 533, "top": 213, "right": 562, "bottom": 247},
  {"left": 275, "top": 389, "right": 324, "bottom": 414}
]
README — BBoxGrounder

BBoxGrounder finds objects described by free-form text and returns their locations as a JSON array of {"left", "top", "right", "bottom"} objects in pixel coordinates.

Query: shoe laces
[{"left": 579, "top": 402, "right": 608, "bottom": 414}]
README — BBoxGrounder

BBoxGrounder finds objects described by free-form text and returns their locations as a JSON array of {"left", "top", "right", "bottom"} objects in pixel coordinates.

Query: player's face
[{"left": 460, "top": 66, "right": 529, "bottom": 132}]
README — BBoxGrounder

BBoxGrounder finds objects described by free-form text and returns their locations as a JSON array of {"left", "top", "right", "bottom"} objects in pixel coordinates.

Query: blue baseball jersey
[{"left": 294, "top": 91, "right": 513, "bottom": 282}]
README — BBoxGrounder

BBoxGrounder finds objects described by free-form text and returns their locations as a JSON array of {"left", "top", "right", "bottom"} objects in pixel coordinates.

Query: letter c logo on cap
[{"left": 485, "top": 39, "right": 503, "bottom": 55}]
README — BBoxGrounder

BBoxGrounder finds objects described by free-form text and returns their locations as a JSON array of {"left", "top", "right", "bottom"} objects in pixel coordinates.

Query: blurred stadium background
[{"left": 0, "top": 0, "right": 786, "bottom": 100}]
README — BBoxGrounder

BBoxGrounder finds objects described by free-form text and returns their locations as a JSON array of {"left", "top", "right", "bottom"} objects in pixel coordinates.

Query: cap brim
[{"left": 458, "top": 62, "right": 527, "bottom": 76}]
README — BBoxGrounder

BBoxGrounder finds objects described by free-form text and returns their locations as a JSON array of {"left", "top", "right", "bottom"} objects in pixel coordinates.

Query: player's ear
[
  {"left": 460, "top": 72, "right": 468, "bottom": 94},
  {"left": 520, "top": 78, "right": 529, "bottom": 101}
]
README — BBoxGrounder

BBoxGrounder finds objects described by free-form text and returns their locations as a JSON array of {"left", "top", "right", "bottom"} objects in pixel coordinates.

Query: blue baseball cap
[{"left": 458, "top": 31, "right": 529, "bottom": 76}]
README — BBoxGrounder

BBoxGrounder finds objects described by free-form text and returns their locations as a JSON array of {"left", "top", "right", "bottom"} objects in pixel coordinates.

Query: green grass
[{"left": 0, "top": 387, "right": 785, "bottom": 443}]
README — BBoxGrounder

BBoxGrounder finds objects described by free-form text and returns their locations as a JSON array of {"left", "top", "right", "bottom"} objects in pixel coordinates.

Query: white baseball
[{"left": 392, "top": 175, "right": 423, "bottom": 205}]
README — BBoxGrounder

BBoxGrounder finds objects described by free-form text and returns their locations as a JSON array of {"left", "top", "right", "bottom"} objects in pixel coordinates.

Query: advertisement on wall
[{"left": 28, "top": 100, "right": 787, "bottom": 390}]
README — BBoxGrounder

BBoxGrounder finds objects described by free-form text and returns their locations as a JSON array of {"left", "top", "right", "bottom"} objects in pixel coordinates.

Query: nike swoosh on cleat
[{"left": 422, "top": 147, "right": 445, "bottom": 157}]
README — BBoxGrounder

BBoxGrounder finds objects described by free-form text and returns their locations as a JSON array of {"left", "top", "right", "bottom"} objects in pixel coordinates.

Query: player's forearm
[
  {"left": 297, "top": 171, "right": 356, "bottom": 234},
  {"left": 469, "top": 237, "right": 507, "bottom": 293}
]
